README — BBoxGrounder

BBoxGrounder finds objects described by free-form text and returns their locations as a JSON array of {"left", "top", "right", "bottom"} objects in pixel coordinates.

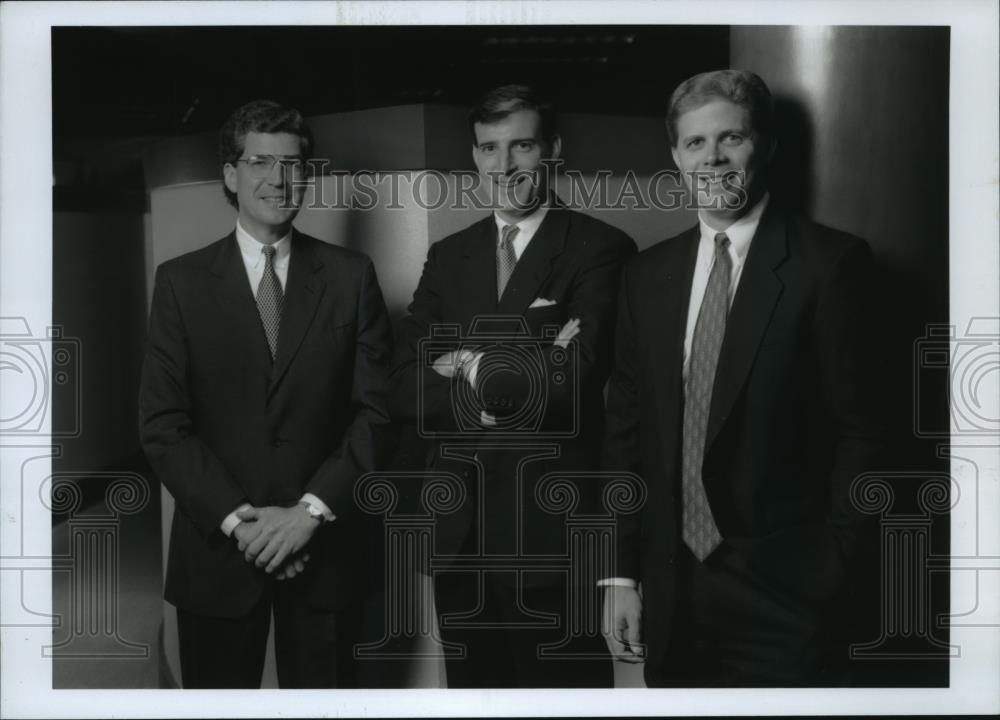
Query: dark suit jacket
[
  {"left": 603, "top": 202, "right": 885, "bottom": 667},
  {"left": 390, "top": 207, "right": 636, "bottom": 576},
  {"left": 139, "top": 230, "right": 393, "bottom": 618}
]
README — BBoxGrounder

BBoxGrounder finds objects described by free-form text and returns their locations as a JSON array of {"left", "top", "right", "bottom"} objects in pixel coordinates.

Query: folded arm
[{"left": 474, "top": 235, "right": 636, "bottom": 422}]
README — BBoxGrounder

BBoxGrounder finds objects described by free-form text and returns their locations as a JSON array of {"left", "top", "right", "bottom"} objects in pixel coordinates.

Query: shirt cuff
[
  {"left": 220, "top": 503, "right": 252, "bottom": 537},
  {"left": 464, "top": 351, "right": 483, "bottom": 389},
  {"left": 300, "top": 493, "right": 336, "bottom": 522},
  {"left": 597, "top": 577, "right": 638, "bottom": 588}
]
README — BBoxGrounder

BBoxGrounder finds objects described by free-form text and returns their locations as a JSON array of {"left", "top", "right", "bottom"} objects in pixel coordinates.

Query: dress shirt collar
[
  {"left": 697, "top": 192, "right": 770, "bottom": 264},
  {"left": 492, "top": 204, "right": 550, "bottom": 243},
  {"left": 235, "top": 220, "right": 292, "bottom": 267}
]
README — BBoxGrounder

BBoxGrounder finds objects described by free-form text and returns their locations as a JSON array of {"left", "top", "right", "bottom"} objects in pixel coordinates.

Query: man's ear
[
  {"left": 471, "top": 143, "right": 484, "bottom": 173},
  {"left": 766, "top": 136, "right": 778, "bottom": 163},
  {"left": 223, "top": 164, "right": 238, "bottom": 195},
  {"left": 548, "top": 134, "right": 563, "bottom": 161}
]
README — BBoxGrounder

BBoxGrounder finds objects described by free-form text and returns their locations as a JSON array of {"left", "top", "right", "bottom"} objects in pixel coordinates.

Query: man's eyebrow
[{"left": 476, "top": 136, "right": 538, "bottom": 148}]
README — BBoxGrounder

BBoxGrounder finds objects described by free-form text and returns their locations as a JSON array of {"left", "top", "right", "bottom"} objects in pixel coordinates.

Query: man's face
[
  {"left": 223, "top": 131, "right": 306, "bottom": 241},
  {"left": 472, "top": 108, "right": 561, "bottom": 219},
  {"left": 671, "top": 99, "right": 769, "bottom": 221}
]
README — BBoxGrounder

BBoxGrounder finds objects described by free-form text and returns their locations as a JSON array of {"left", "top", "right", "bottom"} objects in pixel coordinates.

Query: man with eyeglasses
[{"left": 139, "top": 100, "right": 393, "bottom": 688}]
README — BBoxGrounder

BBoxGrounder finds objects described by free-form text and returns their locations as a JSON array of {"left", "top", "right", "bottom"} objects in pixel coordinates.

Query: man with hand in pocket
[{"left": 601, "top": 70, "right": 885, "bottom": 687}]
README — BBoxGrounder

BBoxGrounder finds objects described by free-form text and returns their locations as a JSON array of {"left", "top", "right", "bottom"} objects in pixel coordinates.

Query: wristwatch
[{"left": 298, "top": 500, "right": 325, "bottom": 522}]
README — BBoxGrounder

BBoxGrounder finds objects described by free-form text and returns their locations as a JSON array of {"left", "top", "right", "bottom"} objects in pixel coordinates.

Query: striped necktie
[{"left": 497, "top": 224, "right": 519, "bottom": 301}]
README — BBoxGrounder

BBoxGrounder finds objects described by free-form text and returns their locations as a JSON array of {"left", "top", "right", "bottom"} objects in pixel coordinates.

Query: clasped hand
[{"left": 232, "top": 505, "right": 319, "bottom": 579}]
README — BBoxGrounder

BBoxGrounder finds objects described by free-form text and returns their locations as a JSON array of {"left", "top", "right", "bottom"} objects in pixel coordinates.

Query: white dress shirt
[
  {"left": 220, "top": 221, "right": 334, "bottom": 537},
  {"left": 235, "top": 219, "right": 291, "bottom": 292},
  {"left": 682, "top": 192, "right": 769, "bottom": 379},
  {"left": 599, "top": 193, "right": 770, "bottom": 588},
  {"left": 491, "top": 205, "right": 550, "bottom": 261}
]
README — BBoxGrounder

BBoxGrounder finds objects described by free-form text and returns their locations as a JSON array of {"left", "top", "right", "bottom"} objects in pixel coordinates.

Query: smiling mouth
[
  {"left": 497, "top": 174, "right": 540, "bottom": 192},
  {"left": 694, "top": 173, "right": 744, "bottom": 189}
]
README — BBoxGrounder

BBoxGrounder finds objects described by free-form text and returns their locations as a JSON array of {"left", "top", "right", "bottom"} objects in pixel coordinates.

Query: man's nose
[
  {"left": 704, "top": 141, "right": 726, "bottom": 166},
  {"left": 265, "top": 160, "right": 287, "bottom": 185},
  {"left": 496, "top": 148, "right": 513, "bottom": 175}
]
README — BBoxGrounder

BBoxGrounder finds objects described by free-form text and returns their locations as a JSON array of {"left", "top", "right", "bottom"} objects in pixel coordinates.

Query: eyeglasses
[{"left": 235, "top": 155, "right": 308, "bottom": 178}]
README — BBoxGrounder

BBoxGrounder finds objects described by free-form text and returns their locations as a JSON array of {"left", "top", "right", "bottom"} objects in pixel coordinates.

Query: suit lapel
[
  {"left": 268, "top": 230, "right": 326, "bottom": 396},
  {"left": 705, "top": 204, "right": 787, "bottom": 451},
  {"left": 459, "top": 216, "right": 502, "bottom": 324},
  {"left": 650, "top": 228, "right": 699, "bottom": 475},
  {"left": 497, "top": 208, "right": 567, "bottom": 315},
  {"left": 209, "top": 233, "right": 272, "bottom": 368}
]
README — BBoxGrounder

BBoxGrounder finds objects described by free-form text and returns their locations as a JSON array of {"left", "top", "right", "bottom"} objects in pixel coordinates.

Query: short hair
[
  {"left": 468, "top": 84, "right": 558, "bottom": 146},
  {"left": 218, "top": 100, "right": 314, "bottom": 208},
  {"left": 666, "top": 69, "right": 774, "bottom": 148}
]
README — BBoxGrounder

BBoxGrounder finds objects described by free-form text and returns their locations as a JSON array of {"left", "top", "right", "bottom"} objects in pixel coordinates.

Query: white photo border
[{"left": 1, "top": 0, "right": 997, "bottom": 717}]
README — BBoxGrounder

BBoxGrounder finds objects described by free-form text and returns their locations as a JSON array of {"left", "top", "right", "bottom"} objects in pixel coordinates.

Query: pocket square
[{"left": 528, "top": 298, "right": 558, "bottom": 309}]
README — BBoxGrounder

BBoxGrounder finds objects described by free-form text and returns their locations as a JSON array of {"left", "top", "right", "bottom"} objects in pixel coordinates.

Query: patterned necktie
[
  {"left": 681, "top": 232, "right": 731, "bottom": 561},
  {"left": 256, "top": 244, "right": 283, "bottom": 359},
  {"left": 496, "top": 224, "right": 520, "bottom": 301}
]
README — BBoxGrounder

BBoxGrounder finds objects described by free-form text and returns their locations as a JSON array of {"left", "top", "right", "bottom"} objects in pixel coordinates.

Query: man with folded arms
[{"left": 391, "top": 85, "right": 635, "bottom": 687}]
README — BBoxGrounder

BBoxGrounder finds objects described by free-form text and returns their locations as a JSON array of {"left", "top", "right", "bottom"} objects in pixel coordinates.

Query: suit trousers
[
  {"left": 648, "top": 541, "right": 845, "bottom": 688},
  {"left": 176, "top": 579, "right": 357, "bottom": 689},
  {"left": 434, "top": 569, "right": 613, "bottom": 688}
]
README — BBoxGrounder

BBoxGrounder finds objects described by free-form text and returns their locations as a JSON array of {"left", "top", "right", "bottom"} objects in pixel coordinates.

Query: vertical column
[
  {"left": 353, "top": 472, "right": 463, "bottom": 659},
  {"left": 850, "top": 473, "right": 956, "bottom": 659},
  {"left": 46, "top": 474, "right": 149, "bottom": 658},
  {"left": 537, "top": 472, "right": 646, "bottom": 658}
]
